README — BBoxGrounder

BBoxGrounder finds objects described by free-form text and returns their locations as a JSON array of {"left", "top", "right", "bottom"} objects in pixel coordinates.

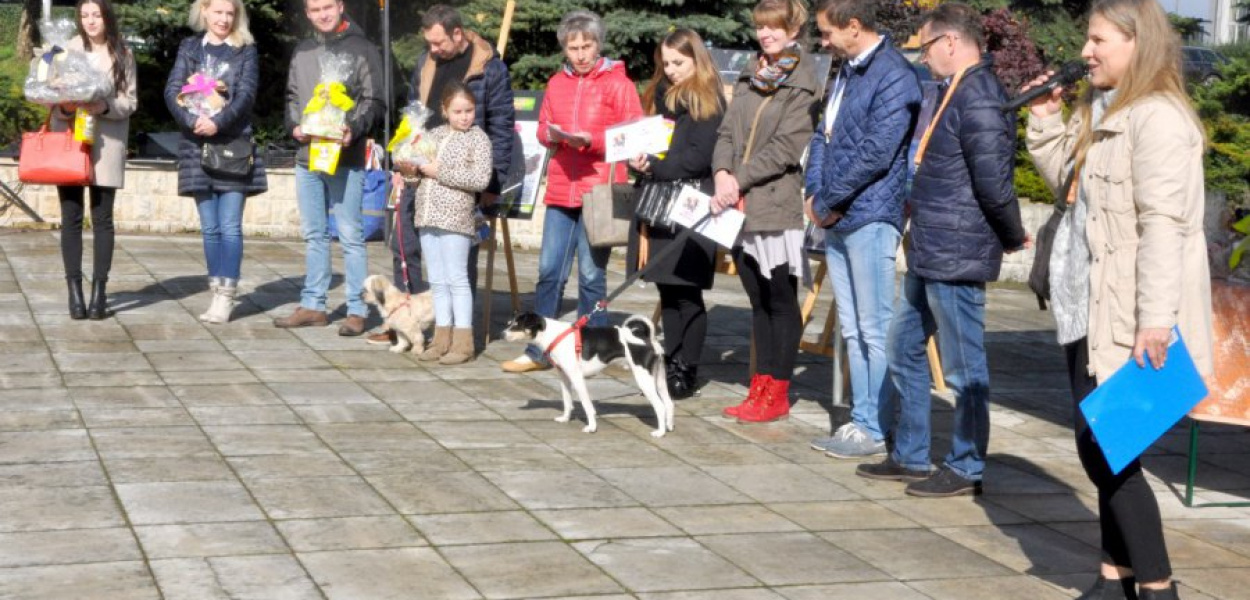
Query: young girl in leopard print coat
[{"left": 408, "top": 82, "right": 493, "bottom": 364}]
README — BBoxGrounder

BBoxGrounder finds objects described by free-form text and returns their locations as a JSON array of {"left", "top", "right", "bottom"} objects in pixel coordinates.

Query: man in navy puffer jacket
[
  {"left": 856, "top": 3, "right": 1027, "bottom": 498},
  {"left": 805, "top": 0, "right": 921, "bottom": 460}
]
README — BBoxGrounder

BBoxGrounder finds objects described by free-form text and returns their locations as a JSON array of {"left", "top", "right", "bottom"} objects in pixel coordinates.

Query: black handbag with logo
[{"left": 201, "top": 137, "right": 254, "bottom": 179}]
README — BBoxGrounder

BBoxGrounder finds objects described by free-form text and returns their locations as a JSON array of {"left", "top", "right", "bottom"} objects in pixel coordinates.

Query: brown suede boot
[
  {"left": 419, "top": 326, "right": 452, "bottom": 362},
  {"left": 439, "top": 328, "right": 475, "bottom": 365}
]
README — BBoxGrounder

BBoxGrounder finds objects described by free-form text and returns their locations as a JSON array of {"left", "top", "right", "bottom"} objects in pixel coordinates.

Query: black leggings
[
  {"left": 735, "top": 250, "right": 800, "bottom": 381},
  {"left": 1066, "top": 338, "right": 1171, "bottom": 583},
  {"left": 57, "top": 185, "right": 116, "bottom": 280},
  {"left": 657, "top": 284, "right": 707, "bottom": 364}
]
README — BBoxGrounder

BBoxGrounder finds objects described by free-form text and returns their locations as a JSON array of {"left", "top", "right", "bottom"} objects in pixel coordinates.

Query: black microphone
[{"left": 1001, "top": 61, "right": 1088, "bottom": 113}]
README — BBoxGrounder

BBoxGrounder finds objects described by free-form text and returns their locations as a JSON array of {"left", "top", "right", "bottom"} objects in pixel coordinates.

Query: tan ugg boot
[
  {"left": 418, "top": 326, "right": 452, "bottom": 362},
  {"left": 438, "top": 328, "right": 475, "bottom": 365}
]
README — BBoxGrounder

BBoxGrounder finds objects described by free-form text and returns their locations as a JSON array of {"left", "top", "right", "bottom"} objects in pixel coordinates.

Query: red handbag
[{"left": 18, "top": 112, "right": 93, "bottom": 186}]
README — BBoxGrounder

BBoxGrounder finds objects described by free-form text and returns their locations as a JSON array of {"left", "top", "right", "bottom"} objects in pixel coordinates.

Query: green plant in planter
[{"left": 1230, "top": 214, "right": 1250, "bottom": 270}]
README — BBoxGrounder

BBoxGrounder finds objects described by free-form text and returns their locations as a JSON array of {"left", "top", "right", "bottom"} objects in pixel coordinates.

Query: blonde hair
[
  {"left": 640, "top": 29, "right": 725, "bottom": 122},
  {"left": 1073, "top": 0, "right": 1202, "bottom": 170},
  {"left": 752, "top": 0, "right": 809, "bottom": 37},
  {"left": 188, "top": 0, "right": 254, "bottom": 46}
]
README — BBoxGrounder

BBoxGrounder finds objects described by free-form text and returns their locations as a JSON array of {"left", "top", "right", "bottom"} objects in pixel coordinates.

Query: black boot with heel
[
  {"left": 87, "top": 277, "right": 113, "bottom": 320},
  {"left": 666, "top": 357, "right": 699, "bottom": 400},
  {"left": 67, "top": 277, "right": 87, "bottom": 320},
  {"left": 1077, "top": 576, "right": 1137, "bottom": 600}
]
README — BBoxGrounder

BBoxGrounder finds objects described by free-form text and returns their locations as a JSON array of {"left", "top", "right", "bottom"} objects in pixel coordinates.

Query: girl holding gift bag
[
  {"left": 49, "top": 0, "right": 137, "bottom": 320},
  {"left": 164, "top": 0, "right": 268, "bottom": 324},
  {"left": 397, "top": 83, "right": 493, "bottom": 364}
]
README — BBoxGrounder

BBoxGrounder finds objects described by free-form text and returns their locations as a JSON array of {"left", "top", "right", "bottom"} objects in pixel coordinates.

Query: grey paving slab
[
  {"left": 0, "top": 461, "right": 108, "bottom": 488},
  {"left": 641, "top": 590, "right": 787, "bottom": 600},
  {"left": 0, "top": 561, "right": 160, "bottom": 600},
  {"left": 443, "top": 541, "right": 624, "bottom": 599},
  {"left": 906, "top": 575, "right": 1074, "bottom": 600},
  {"left": 134, "top": 522, "right": 289, "bottom": 559},
  {"left": 654, "top": 505, "right": 803, "bottom": 536},
  {"left": 70, "top": 386, "right": 181, "bottom": 409},
  {"left": 368, "top": 471, "right": 521, "bottom": 514},
  {"left": 298, "top": 548, "right": 481, "bottom": 600},
  {"left": 103, "top": 456, "right": 236, "bottom": 484},
  {"left": 768, "top": 500, "right": 919, "bottom": 531},
  {"left": 575, "top": 537, "right": 758, "bottom": 592},
  {"left": 90, "top": 426, "right": 217, "bottom": 459},
  {"left": 531, "top": 507, "right": 682, "bottom": 540},
  {"left": 116, "top": 480, "right": 265, "bottom": 525},
  {"left": 704, "top": 464, "right": 862, "bottom": 503},
  {"left": 486, "top": 469, "right": 643, "bottom": 510},
  {"left": 0, "top": 429, "right": 94, "bottom": 463},
  {"left": 203, "top": 425, "right": 329, "bottom": 456},
  {"left": 244, "top": 476, "right": 394, "bottom": 519},
  {"left": 594, "top": 466, "right": 753, "bottom": 507},
  {"left": 777, "top": 582, "right": 931, "bottom": 600},
  {"left": 699, "top": 532, "right": 887, "bottom": 586},
  {"left": 0, "top": 528, "right": 142, "bottom": 568},
  {"left": 0, "top": 485, "right": 125, "bottom": 532},
  {"left": 79, "top": 407, "right": 196, "bottom": 428},
  {"left": 825, "top": 528, "right": 1016, "bottom": 581},
  {"left": 276, "top": 516, "right": 426, "bottom": 551}
]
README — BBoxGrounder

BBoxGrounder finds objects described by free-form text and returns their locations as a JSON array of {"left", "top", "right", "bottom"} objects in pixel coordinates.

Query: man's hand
[
  {"left": 804, "top": 195, "right": 841, "bottom": 228},
  {"left": 193, "top": 116, "right": 218, "bottom": 137},
  {"left": 479, "top": 192, "right": 498, "bottom": 207},
  {"left": 1004, "top": 232, "right": 1033, "bottom": 254},
  {"left": 293, "top": 125, "right": 308, "bottom": 144},
  {"left": 339, "top": 126, "right": 353, "bottom": 147},
  {"left": 1133, "top": 327, "right": 1172, "bottom": 370}
]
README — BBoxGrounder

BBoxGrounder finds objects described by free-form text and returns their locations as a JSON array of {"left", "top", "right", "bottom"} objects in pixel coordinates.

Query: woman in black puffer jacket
[
  {"left": 627, "top": 28, "right": 725, "bottom": 399},
  {"left": 164, "top": 0, "right": 267, "bottom": 324}
]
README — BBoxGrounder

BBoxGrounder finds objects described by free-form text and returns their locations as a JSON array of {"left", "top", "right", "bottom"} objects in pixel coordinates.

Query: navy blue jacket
[
  {"left": 907, "top": 61, "right": 1026, "bottom": 283},
  {"left": 410, "top": 31, "right": 515, "bottom": 195},
  {"left": 164, "top": 36, "right": 267, "bottom": 196},
  {"left": 806, "top": 38, "right": 921, "bottom": 233}
]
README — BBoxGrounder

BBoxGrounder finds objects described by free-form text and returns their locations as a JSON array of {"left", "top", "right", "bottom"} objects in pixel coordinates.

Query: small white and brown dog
[
  {"left": 503, "top": 312, "right": 675, "bottom": 438},
  {"left": 361, "top": 275, "right": 435, "bottom": 354}
]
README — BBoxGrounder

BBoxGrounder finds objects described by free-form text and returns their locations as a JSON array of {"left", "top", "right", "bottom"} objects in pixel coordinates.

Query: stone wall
[{"left": 2, "top": 158, "right": 1064, "bottom": 283}]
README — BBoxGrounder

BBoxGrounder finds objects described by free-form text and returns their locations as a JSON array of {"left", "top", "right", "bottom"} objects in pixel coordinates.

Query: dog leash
[{"left": 545, "top": 212, "right": 715, "bottom": 363}]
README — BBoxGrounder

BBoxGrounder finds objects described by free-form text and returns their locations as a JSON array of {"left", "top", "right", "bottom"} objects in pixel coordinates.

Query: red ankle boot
[
  {"left": 738, "top": 377, "right": 791, "bottom": 423},
  {"left": 723, "top": 374, "right": 771, "bottom": 418}
]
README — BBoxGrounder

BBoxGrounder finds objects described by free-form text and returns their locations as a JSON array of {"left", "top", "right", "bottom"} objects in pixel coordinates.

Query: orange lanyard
[{"left": 913, "top": 67, "right": 968, "bottom": 170}]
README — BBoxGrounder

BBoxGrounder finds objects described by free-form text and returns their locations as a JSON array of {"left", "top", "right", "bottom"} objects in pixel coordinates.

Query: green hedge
[{"left": 0, "top": 6, "right": 20, "bottom": 48}]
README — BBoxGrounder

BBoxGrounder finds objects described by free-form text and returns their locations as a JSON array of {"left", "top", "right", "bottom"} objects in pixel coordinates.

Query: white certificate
[
  {"left": 668, "top": 186, "right": 744, "bottom": 249},
  {"left": 604, "top": 115, "right": 674, "bottom": 164}
]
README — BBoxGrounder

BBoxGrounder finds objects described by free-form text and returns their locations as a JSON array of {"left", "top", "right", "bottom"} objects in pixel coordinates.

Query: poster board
[
  {"left": 1189, "top": 280, "right": 1250, "bottom": 425},
  {"left": 495, "top": 91, "right": 549, "bottom": 220}
]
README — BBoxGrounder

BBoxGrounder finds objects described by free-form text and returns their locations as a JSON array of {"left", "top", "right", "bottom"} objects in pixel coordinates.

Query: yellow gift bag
[
  {"left": 73, "top": 108, "right": 96, "bottom": 144},
  {"left": 310, "top": 140, "right": 342, "bottom": 175}
]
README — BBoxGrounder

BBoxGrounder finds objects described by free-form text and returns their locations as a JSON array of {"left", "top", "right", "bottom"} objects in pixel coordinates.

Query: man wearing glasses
[{"left": 856, "top": 3, "right": 1029, "bottom": 497}]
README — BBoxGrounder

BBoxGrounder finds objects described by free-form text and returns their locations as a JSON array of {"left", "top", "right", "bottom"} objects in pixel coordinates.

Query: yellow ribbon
[
  {"left": 303, "top": 82, "right": 356, "bottom": 115},
  {"left": 386, "top": 116, "right": 415, "bottom": 152}
]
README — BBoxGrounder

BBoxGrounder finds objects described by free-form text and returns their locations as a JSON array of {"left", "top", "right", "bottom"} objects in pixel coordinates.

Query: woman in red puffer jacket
[{"left": 502, "top": 9, "right": 643, "bottom": 373}]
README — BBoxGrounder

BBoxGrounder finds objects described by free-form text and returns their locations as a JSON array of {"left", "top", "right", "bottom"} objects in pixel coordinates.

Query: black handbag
[
  {"left": 634, "top": 179, "right": 701, "bottom": 230},
  {"left": 1028, "top": 167, "right": 1076, "bottom": 305},
  {"left": 201, "top": 137, "right": 254, "bottom": 179}
]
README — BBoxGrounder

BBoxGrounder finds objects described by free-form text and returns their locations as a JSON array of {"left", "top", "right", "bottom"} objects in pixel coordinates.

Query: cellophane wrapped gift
[
  {"left": 387, "top": 100, "right": 438, "bottom": 170},
  {"left": 176, "top": 55, "right": 231, "bottom": 118},
  {"left": 24, "top": 18, "right": 114, "bottom": 106},
  {"left": 300, "top": 52, "right": 355, "bottom": 140}
]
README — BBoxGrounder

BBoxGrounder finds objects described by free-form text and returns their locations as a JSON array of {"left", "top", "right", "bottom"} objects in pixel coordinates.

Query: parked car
[{"left": 1183, "top": 46, "right": 1230, "bottom": 86}]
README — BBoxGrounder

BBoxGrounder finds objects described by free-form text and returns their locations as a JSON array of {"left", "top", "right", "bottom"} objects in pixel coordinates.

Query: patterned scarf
[{"left": 750, "top": 44, "right": 801, "bottom": 94}]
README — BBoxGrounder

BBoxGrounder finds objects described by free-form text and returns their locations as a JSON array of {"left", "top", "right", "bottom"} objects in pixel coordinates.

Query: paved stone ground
[{"left": 1, "top": 228, "right": 1249, "bottom": 600}]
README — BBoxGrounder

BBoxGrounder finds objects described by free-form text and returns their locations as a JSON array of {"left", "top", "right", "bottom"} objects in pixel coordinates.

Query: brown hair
[
  {"left": 76, "top": 0, "right": 131, "bottom": 94},
  {"left": 1071, "top": 0, "right": 1204, "bottom": 171},
  {"left": 640, "top": 29, "right": 725, "bottom": 122},
  {"left": 752, "top": 0, "right": 809, "bottom": 37},
  {"left": 816, "top": 0, "right": 877, "bottom": 31},
  {"left": 919, "top": 2, "right": 984, "bottom": 51},
  {"left": 440, "top": 80, "right": 476, "bottom": 113}
]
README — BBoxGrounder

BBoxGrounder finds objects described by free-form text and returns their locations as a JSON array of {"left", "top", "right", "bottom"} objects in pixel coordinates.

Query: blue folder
[{"left": 1079, "top": 327, "right": 1209, "bottom": 475}]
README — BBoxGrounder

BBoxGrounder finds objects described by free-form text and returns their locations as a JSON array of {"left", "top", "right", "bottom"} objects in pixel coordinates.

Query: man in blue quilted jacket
[
  {"left": 856, "top": 3, "right": 1028, "bottom": 497},
  {"left": 805, "top": 0, "right": 921, "bottom": 460}
]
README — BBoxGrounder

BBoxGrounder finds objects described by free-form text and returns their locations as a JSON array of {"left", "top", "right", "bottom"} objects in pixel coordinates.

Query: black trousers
[
  {"left": 57, "top": 185, "right": 115, "bottom": 280},
  {"left": 734, "top": 249, "right": 800, "bottom": 381},
  {"left": 1066, "top": 338, "right": 1172, "bottom": 582},
  {"left": 391, "top": 187, "right": 480, "bottom": 294},
  {"left": 657, "top": 283, "right": 707, "bottom": 364}
]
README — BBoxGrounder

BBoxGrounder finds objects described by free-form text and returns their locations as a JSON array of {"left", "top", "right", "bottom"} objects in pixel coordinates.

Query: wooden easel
[{"left": 479, "top": 0, "right": 522, "bottom": 345}]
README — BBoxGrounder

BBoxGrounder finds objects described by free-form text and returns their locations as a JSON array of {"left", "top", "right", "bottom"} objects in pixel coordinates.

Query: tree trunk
[{"left": 17, "top": 0, "right": 43, "bottom": 61}]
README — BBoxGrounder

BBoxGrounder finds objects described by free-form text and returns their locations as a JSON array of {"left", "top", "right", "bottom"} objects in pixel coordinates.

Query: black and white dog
[{"left": 503, "top": 312, "right": 675, "bottom": 438}]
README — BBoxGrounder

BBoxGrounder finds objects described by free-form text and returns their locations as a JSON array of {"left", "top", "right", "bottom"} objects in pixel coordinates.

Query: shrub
[{"left": 0, "top": 74, "right": 44, "bottom": 147}]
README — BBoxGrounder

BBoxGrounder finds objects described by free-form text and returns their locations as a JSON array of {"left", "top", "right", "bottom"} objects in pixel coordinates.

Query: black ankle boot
[
  {"left": 1077, "top": 576, "right": 1138, "bottom": 600},
  {"left": 67, "top": 277, "right": 87, "bottom": 320},
  {"left": 87, "top": 277, "right": 113, "bottom": 320},
  {"left": 1138, "top": 582, "right": 1178, "bottom": 600},
  {"left": 666, "top": 357, "right": 698, "bottom": 400}
]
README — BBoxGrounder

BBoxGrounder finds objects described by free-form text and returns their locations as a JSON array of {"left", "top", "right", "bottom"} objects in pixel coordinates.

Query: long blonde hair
[
  {"left": 188, "top": 0, "right": 254, "bottom": 46},
  {"left": 640, "top": 29, "right": 725, "bottom": 121},
  {"left": 1073, "top": 0, "right": 1202, "bottom": 170}
]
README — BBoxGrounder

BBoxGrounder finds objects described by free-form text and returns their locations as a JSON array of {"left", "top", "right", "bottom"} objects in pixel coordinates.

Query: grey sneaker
[
  {"left": 824, "top": 423, "right": 887, "bottom": 459},
  {"left": 809, "top": 422, "right": 856, "bottom": 451}
]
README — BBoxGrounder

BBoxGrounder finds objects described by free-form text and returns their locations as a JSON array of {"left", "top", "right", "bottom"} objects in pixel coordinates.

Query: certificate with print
[
  {"left": 604, "top": 115, "right": 674, "bottom": 164},
  {"left": 668, "top": 186, "right": 744, "bottom": 249}
]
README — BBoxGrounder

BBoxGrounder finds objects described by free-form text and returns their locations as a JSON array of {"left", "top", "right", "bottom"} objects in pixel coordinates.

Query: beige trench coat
[
  {"left": 1027, "top": 95, "right": 1213, "bottom": 382},
  {"left": 49, "top": 37, "right": 138, "bottom": 189}
]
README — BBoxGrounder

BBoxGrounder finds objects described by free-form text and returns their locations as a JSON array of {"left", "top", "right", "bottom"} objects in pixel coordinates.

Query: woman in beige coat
[
  {"left": 1025, "top": 1, "right": 1212, "bottom": 599},
  {"left": 50, "top": 0, "right": 138, "bottom": 320}
]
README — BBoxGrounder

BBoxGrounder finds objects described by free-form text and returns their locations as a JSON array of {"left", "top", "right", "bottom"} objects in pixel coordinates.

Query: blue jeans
[
  {"left": 825, "top": 222, "right": 900, "bottom": 442},
  {"left": 419, "top": 227, "right": 473, "bottom": 328},
  {"left": 888, "top": 272, "right": 990, "bottom": 481},
  {"left": 525, "top": 205, "right": 610, "bottom": 361},
  {"left": 195, "top": 191, "right": 246, "bottom": 280},
  {"left": 295, "top": 166, "right": 367, "bottom": 317}
]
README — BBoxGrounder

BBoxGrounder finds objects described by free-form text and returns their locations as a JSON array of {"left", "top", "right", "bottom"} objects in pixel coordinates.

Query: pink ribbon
[{"left": 180, "top": 73, "right": 218, "bottom": 96}]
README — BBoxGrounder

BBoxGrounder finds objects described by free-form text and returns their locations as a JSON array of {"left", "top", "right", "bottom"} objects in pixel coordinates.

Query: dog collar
[{"left": 543, "top": 314, "right": 590, "bottom": 367}]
